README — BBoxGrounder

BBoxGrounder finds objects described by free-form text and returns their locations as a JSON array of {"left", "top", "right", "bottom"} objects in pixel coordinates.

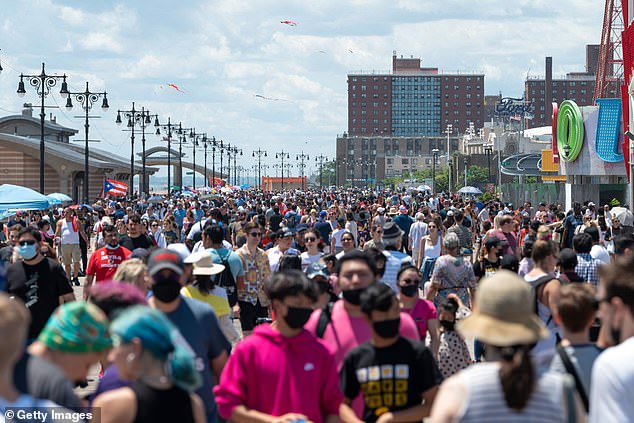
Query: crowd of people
[{"left": 1, "top": 188, "right": 633, "bottom": 422}]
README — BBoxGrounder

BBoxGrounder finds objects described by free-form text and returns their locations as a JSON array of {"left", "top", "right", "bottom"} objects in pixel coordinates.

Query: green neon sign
[{"left": 557, "top": 100, "right": 584, "bottom": 162}]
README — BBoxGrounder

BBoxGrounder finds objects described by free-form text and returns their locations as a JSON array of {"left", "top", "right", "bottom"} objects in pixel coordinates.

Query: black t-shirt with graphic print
[
  {"left": 6, "top": 258, "right": 73, "bottom": 339},
  {"left": 340, "top": 337, "right": 443, "bottom": 423}
]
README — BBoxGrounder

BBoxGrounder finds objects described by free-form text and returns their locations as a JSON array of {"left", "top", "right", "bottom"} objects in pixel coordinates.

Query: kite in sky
[
  {"left": 254, "top": 94, "right": 293, "bottom": 103},
  {"left": 280, "top": 20, "right": 297, "bottom": 26},
  {"left": 166, "top": 83, "right": 185, "bottom": 93}
]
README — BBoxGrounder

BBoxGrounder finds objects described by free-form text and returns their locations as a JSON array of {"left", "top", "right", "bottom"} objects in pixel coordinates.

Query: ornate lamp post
[
  {"left": 116, "top": 103, "right": 156, "bottom": 197},
  {"left": 445, "top": 123, "right": 453, "bottom": 193},
  {"left": 275, "top": 150, "right": 290, "bottom": 189},
  {"left": 189, "top": 130, "right": 206, "bottom": 189},
  {"left": 175, "top": 123, "right": 194, "bottom": 190},
  {"left": 17, "top": 63, "right": 70, "bottom": 193},
  {"left": 156, "top": 117, "right": 178, "bottom": 195},
  {"left": 314, "top": 154, "right": 329, "bottom": 189},
  {"left": 431, "top": 148, "right": 439, "bottom": 193},
  {"left": 296, "top": 151, "right": 310, "bottom": 191},
  {"left": 252, "top": 148, "right": 267, "bottom": 189},
  {"left": 64, "top": 81, "right": 109, "bottom": 203}
]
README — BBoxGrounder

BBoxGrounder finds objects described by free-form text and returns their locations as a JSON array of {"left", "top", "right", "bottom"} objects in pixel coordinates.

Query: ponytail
[{"left": 498, "top": 345, "right": 535, "bottom": 410}]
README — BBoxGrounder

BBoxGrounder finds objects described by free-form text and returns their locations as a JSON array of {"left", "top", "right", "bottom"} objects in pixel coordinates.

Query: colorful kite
[
  {"left": 167, "top": 83, "right": 185, "bottom": 93},
  {"left": 280, "top": 20, "right": 297, "bottom": 26}
]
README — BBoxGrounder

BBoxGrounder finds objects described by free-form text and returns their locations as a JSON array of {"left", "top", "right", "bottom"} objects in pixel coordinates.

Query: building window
[{"left": 402, "top": 158, "right": 408, "bottom": 165}]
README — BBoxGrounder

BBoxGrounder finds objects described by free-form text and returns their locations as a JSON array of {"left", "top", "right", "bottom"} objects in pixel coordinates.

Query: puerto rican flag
[{"left": 104, "top": 178, "right": 128, "bottom": 197}]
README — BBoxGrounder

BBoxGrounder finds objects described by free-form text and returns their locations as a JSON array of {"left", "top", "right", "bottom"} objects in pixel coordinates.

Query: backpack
[
  {"left": 529, "top": 274, "right": 559, "bottom": 326},
  {"left": 217, "top": 251, "right": 238, "bottom": 307},
  {"left": 316, "top": 302, "right": 335, "bottom": 338}
]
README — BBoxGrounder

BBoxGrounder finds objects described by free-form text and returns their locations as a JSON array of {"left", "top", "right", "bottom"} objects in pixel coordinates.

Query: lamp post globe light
[
  {"left": 314, "top": 154, "right": 329, "bottom": 189},
  {"left": 17, "top": 63, "right": 70, "bottom": 193},
  {"left": 275, "top": 150, "right": 290, "bottom": 189},
  {"left": 64, "top": 81, "right": 109, "bottom": 203},
  {"left": 252, "top": 149, "right": 267, "bottom": 190},
  {"left": 156, "top": 117, "right": 178, "bottom": 195},
  {"left": 116, "top": 103, "right": 156, "bottom": 198},
  {"left": 296, "top": 151, "right": 310, "bottom": 191}
]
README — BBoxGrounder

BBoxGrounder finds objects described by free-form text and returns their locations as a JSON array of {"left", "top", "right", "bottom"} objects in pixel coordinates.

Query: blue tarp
[{"left": 0, "top": 184, "right": 54, "bottom": 211}]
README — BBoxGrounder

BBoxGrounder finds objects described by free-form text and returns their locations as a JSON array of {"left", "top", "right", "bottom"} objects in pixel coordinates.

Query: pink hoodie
[{"left": 213, "top": 324, "right": 343, "bottom": 423}]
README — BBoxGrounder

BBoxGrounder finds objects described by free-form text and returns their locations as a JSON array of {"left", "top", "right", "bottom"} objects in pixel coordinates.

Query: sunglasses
[
  {"left": 19, "top": 240, "right": 37, "bottom": 246},
  {"left": 305, "top": 237, "right": 317, "bottom": 242},
  {"left": 151, "top": 224, "right": 158, "bottom": 227},
  {"left": 249, "top": 232, "right": 262, "bottom": 237}
]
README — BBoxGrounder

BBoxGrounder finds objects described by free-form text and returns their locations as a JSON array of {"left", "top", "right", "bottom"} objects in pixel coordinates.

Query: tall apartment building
[
  {"left": 347, "top": 52, "right": 485, "bottom": 137},
  {"left": 524, "top": 44, "right": 615, "bottom": 128}
]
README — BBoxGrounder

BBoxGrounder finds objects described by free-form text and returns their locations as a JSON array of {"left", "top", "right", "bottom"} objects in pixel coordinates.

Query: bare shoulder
[{"left": 92, "top": 387, "right": 137, "bottom": 423}]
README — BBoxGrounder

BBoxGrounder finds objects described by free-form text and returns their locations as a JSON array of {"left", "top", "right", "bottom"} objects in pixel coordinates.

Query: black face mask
[
  {"left": 439, "top": 320, "right": 455, "bottom": 331},
  {"left": 400, "top": 284, "right": 418, "bottom": 298},
  {"left": 152, "top": 273, "right": 182, "bottom": 303},
  {"left": 342, "top": 287, "right": 365, "bottom": 305},
  {"left": 373, "top": 317, "right": 400, "bottom": 339},
  {"left": 284, "top": 306, "right": 313, "bottom": 329}
]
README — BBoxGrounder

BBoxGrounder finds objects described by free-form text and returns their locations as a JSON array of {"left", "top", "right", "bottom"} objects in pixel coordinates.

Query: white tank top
[
  {"left": 60, "top": 219, "right": 80, "bottom": 245},
  {"left": 423, "top": 235, "right": 441, "bottom": 259}
]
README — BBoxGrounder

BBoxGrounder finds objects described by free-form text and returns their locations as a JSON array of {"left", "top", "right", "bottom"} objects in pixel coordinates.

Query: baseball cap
[
  {"left": 277, "top": 228, "right": 294, "bottom": 238},
  {"left": 147, "top": 248, "right": 184, "bottom": 276},
  {"left": 319, "top": 210, "right": 328, "bottom": 219},
  {"left": 399, "top": 205, "right": 408, "bottom": 214},
  {"left": 485, "top": 236, "right": 507, "bottom": 250},
  {"left": 306, "top": 262, "right": 329, "bottom": 280},
  {"left": 296, "top": 223, "right": 309, "bottom": 232}
]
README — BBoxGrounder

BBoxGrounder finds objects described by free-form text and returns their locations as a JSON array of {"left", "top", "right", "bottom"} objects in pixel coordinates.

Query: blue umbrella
[
  {"left": 47, "top": 192, "right": 73, "bottom": 203},
  {"left": 0, "top": 184, "right": 52, "bottom": 211}
]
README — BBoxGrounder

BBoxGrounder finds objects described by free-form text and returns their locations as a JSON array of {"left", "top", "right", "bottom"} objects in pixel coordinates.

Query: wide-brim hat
[
  {"left": 382, "top": 222, "right": 403, "bottom": 240},
  {"left": 188, "top": 251, "right": 225, "bottom": 276},
  {"left": 457, "top": 270, "right": 549, "bottom": 346}
]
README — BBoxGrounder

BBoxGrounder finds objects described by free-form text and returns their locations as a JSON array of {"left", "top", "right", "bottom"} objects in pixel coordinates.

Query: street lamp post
[
  {"left": 228, "top": 146, "right": 242, "bottom": 186},
  {"left": 484, "top": 146, "right": 492, "bottom": 183},
  {"left": 17, "top": 63, "right": 70, "bottom": 193},
  {"left": 116, "top": 103, "right": 152, "bottom": 198},
  {"left": 176, "top": 124, "right": 194, "bottom": 190},
  {"left": 218, "top": 140, "right": 228, "bottom": 186},
  {"left": 431, "top": 148, "right": 439, "bottom": 194},
  {"left": 463, "top": 157, "right": 468, "bottom": 188},
  {"left": 202, "top": 135, "right": 212, "bottom": 188},
  {"left": 445, "top": 124, "right": 453, "bottom": 193},
  {"left": 211, "top": 137, "right": 217, "bottom": 189},
  {"left": 314, "top": 154, "right": 329, "bottom": 189},
  {"left": 139, "top": 111, "right": 160, "bottom": 198},
  {"left": 275, "top": 150, "right": 290, "bottom": 189},
  {"left": 65, "top": 81, "right": 109, "bottom": 203},
  {"left": 156, "top": 117, "right": 177, "bottom": 195},
  {"left": 252, "top": 149, "right": 267, "bottom": 190},
  {"left": 190, "top": 130, "right": 206, "bottom": 189},
  {"left": 296, "top": 151, "right": 309, "bottom": 191}
]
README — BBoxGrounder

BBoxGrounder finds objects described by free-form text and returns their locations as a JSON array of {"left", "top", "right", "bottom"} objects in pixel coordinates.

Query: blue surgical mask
[
  {"left": 105, "top": 243, "right": 120, "bottom": 250},
  {"left": 19, "top": 244, "right": 38, "bottom": 260}
]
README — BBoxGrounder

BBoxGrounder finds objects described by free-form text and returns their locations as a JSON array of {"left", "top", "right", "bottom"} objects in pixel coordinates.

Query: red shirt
[{"left": 86, "top": 246, "right": 132, "bottom": 283}]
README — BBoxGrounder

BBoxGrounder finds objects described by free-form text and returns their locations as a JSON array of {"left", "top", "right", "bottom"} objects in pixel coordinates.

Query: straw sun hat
[{"left": 457, "top": 270, "right": 549, "bottom": 346}]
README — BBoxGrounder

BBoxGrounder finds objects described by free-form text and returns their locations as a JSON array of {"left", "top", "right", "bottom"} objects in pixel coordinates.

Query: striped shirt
[{"left": 457, "top": 363, "right": 566, "bottom": 422}]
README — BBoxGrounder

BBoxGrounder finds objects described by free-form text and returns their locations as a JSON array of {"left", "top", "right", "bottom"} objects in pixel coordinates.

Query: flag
[{"left": 104, "top": 178, "right": 128, "bottom": 197}]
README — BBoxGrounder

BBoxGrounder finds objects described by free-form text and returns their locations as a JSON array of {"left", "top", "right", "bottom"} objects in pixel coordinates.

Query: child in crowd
[
  {"left": 548, "top": 283, "right": 601, "bottom": 412},
  {"left": 437, "top": 295, "right": 472, "bottom": 378}
]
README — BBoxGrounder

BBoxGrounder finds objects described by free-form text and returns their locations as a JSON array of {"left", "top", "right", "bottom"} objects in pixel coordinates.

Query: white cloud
[
  {"left": 80, "top": 33, "right": 123, "bottom": 53},
  {"left": 120, "top": 55, "right": 163, "bottom": 79}
]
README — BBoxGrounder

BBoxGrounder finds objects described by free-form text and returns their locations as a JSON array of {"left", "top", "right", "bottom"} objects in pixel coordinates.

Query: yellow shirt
[{"left": 180, "top": 285, "right": 231, "bottom": 317}]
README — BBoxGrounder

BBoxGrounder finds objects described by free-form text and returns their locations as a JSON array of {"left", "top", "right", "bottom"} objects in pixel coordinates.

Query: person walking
[
  {"left": 55, "top": 207, "right": 88, "bottom": 286},
  {"left": 430, "top": 271, "right": 584, "bottom": 422},
  {"left": 84, "top": 224, "right": 132, "bottom": 299},
  {"left": 93, "top": 306, "right": 206, "bottom": 423}
]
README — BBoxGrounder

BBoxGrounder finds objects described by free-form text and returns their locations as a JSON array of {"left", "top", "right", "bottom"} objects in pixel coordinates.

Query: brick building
[
  {"left": 347, "top": 52, "right": 485, "bottom": 137},
  {"left": 524, "top": 45, "right": 615, "bottom": 128}
]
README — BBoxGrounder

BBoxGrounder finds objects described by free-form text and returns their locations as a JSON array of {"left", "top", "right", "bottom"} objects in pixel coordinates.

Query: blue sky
[{"left": 0, "top": 0, "right": 603, "bottom": 178}]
